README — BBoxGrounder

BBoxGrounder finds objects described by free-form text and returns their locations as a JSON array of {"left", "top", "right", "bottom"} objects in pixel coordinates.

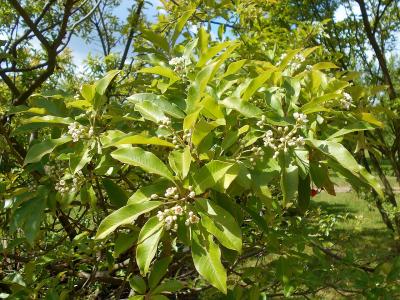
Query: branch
[
  {"left": 7, "top": 0, "right": 51, "bottom": 49},
  {"left": 118, "top": 0, "right": 144, "bottom": 70}
]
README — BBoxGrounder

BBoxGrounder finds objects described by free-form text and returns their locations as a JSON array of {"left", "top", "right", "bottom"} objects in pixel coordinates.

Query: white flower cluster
[
  {"left": 55, "top": 173, "right": 82, "bottom": 195},
  {"left": 68, "top": 122, "right": 92, "bottom": 142},
  {"left": 256, "top": 115, "right": 267, "bottom": 129},
  {"left": 340, "top": 92, "right": 352, "bottom": 110},
  {"left": 182, "top": 129, "right": 192, "bottom": 143},
  {"left": 151, "top": 185, "right": 196, "bottom": 200},
  {"left": 293, "top": 112, "right": 308, "bottom": 124},
  {"left": 263, "top": 127, "right": 305, "bottom": 159},
  {"left": 286, "top": 53, "right": 306, "bottom": 72},
  {"left": 158, "top": 117, "right": 171, "bottom": 130},
  {"left": 294, "top": 53, "right": 306, "bottom": 62},
  {"left": 185, "top": 211, "right": 200, "bottom": 226},
  {"left": 55, "top": 179, "right": 71, "bottom": 194},
  {"left": 248, "top": 146, "right": 265, "bottom": 166},
  {"left": 164, "top": 186, "right": 180, "bottom": 199},
  {"left": 156, "top": 205, "right": 200, "bottom": 230},
  {"left": 306, "top": 65, "right": 313, "bottom": 71},
  {"left": 169, "top": 56, "right": 188, "bottom": 72},
  {"left": 157, "top": 205, "right": 184, "bottom": 230}
]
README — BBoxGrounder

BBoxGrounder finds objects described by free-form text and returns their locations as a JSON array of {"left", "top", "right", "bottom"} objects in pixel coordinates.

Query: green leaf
[
  {"left": 196, "top": 198, "right": 242, "bottom": 252},
  {"left": 136, "top": 216, "right": 164, "bottom": 275},
  {"left": 127, "top": 93, "right": 185, "bottom": 119},
  {"left": 95, "top": 201, "right": 161, "bottom": 239},
  {"left": 81, "top": 84, "right": 96, "bottom": 102},
  {"left": 128, "top": 180, "right": 170, "bottom": 204},
  {"left": 222, "top": 59, "right": 246, "bottom": 78},
  {"left": 69, "top": 142, "right": 92, "bottom": 174},
  {"left": 327, "top": 121, "right": 376, "bottom": 140},
  {"left": 129, "top": 275, "right": 147, "bottom": 294},
  {"left": 186, "top": 62, "right": 218, "bottom": 113},
  {"left": 114, "top": 231, "right": 138, "bottom": 257},
  {"left": 95, "top": 70, "right": 120, "bottom": 95},
  {"left": 197, "top": 42, "right": 231, "bottom": 68},
  {"left": 192, "top": 230, "right": 227, "bottom": 294},
  {"left": 24, "top": 136, "right": 71, "bottom": 165},
  {"left": 135, "top": 100, "right": 166, "bottom": 123},
  {"left": 148, "top": 256, "right": 172, "bottom": 290},
  {"left": 102, "top": 178, "right": 128, "bottom": 207},
  {"left": 242, "top": 69, "right": 274, "bottom": 101},
  {"left": 192, "top": 119, "right": 219, "bottom": 146},
  {"left": 141, "top": 29, "right": 169, "bottom": 52},
  {"left": 168, "top": 146, "right": 192, "bottom": 179},
  {"left": 10, "top": 186, "right": 48, "bottom": 246},
  {"left": 111, "top": 147, "right": 175, "bottom": 182},
  {"left": 22, "top": 115, "right": 73, "bottom": 125},
  {"left": 191, "top": 160, "right": 235, "bottom": 194},
  {"left": 139, "top": 66, "right": 179, "bottom": 86},
  {"left": 311, "top": 62, "right": 339, "bottom": 70},
  {"left": 171, "top": 9, "right": 195, "bottom": 46},
  {"left": 297, "top": 174, "right": 311, "bottom": 212},
  {"left": 221, "top": 96, "right": 263, "bottom": 117},
  {"left": 280, "top": 163, "right": 298, "bottom": 207},
  {"left": 104, "top": 134, "right": 174, "bottom": 148},
  {"left": 307, "top": 139, "right": 383, "bottom": 197},
  {"left": 152, "top": 279, "right": 184, "bottom": 294}
]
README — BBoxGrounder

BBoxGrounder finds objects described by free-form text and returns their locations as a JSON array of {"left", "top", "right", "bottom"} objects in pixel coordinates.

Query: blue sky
[{"left": 67, "top": 1, "right": 359, "bottom": 68}]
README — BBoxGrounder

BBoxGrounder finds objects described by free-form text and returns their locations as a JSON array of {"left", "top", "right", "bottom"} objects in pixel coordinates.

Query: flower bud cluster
[
  {"left": 340, "top": 92, "right": 352, "bottom": 110},
  {"left": 293, "top": 112, "right": 308, "bottom": 124},
  {"left": 168, "top": 56, "right": 188, "bottom": 73},
  {"left": 263, "top": 127, "right": 305, "bottom": 159},
  {"left": 55, "top": 173, "right": 83, "bottom": 195},
  {"left": 55, "top": 179, "right": 70, "bottom": 194},
  {"left": 182, "top": 129, "right": 192, "bottom": 143},
  {"left": 158, "top": 117, "right": 171, "bottom": 130},
  {"left": 164, "top": 186, "right": 180, "bottom": 199},
  {"left": 68, "top": 122, "right": 91, "bottom": 142},
  {"left": 248, "top": 146, "right": 265, "bottom": 166},
  {"left": 256, "top": 115, "right": 266, "bottom": 129},
  {"left": 157, "top": 205, "right": 184, "bottom": 230}
]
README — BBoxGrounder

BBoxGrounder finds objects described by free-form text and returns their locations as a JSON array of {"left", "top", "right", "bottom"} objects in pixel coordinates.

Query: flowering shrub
[{"left": 2, "top": 28, "right": 392, "bottom": 298}]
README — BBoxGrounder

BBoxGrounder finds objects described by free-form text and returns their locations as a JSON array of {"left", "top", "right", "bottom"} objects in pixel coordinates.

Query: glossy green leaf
[
  {"left": 102, "top": 178, "right": 128, "bottom": 207},
  {"left": 171, "top": 9, "right": 195, "bottom": 46},
  {"left": 136, "top": 216, "right": 164, "bottom": 275},
  {"left": 197, "top": 42, "right": 231, "bottom": 67},
  {"left": 327, "top": 121, "right": 376, "bottom": 140},
  {"left": 148, "top": 256, "right": 172, "bottom": 290},
  {"left": 22, "top": 115, "right": 73, "bottom": 125},
  {"left": 196, "top": 198, "right": 242, "bottom": 252},
  {"left": 127, "top": 180, "right": 170, "bottom": 204},
  {"left": 24, "top": 136, "right": 71, "bottom": 165},
  {"left": 95, "top": 201, "right": 161, "bottom": 239},
  {"left": 95, "top": 70, "right": 120, "bottom": 95},
  {"left": 280, "top": 163, "right": 298, "bottom": 206},
  {"left": 114, "top": 231, "right": 138, "bottom": 257},
  {"left": 192, "top": 230, "right": 227, "bottom": 294},
  {"left": 129, "top": 275, "right": 147, "bottom": 294},
  {"left": 221, "top": 96, "right": 263, "bottom": 117},
  {"left": 104, "top": 134, "right": 174, "bottom": 148},
  {"left": 307, "top": 139, "right": 383, "bottom": 197},
  {"left": 152, "top": 279, "right": 184, "bottom": 294},
  {"left": 168, "top": 146, "right": 192, "bottom": 179},
  {"left": 111, "top": 147, "right": 175, "bottom": 182},
  {"left": 69, "top": 142, "right": 92, "bottom": 174},
  {"left": 191, "top": 160, "right": 235, "bottom": 193}
]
